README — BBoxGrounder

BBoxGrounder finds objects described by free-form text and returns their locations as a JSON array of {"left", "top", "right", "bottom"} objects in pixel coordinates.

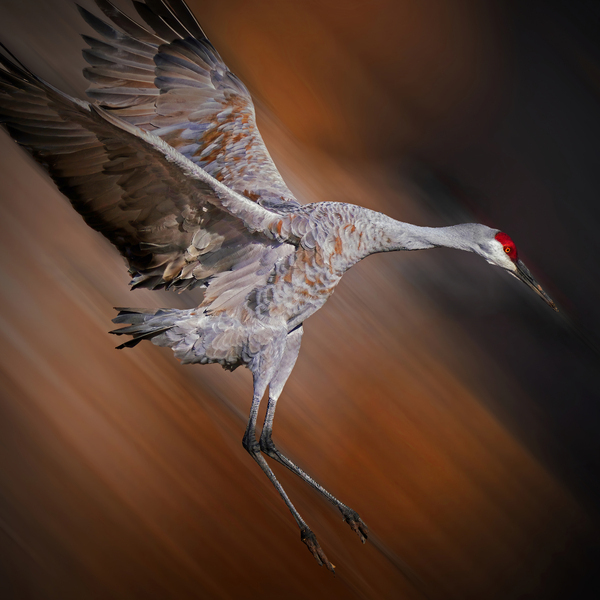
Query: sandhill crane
[{"left": 0, "top": 0, "right": 556, "bottom": 572}]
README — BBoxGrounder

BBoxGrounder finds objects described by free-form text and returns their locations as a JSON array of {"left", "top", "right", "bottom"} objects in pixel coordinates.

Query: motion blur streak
[{"left": 0, "top": 1, "right": 599, "bottom": 599}]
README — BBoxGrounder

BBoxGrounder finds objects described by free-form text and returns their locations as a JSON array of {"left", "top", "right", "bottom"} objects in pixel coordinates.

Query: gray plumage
[{"left": 0, "top": 0, "right": 556, "bottom": 572}]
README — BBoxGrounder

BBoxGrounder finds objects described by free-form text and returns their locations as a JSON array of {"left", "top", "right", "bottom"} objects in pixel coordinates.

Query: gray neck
[{"left": 368, "top": 212, "right": 493, "bottom": 256}]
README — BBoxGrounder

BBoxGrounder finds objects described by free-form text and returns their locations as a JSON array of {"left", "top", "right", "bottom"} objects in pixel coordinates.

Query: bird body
[
  {"left": 112, "top": 203, "right": 408, "bottom": 368},
  {"left": 0, "top": 0, "right": 556, "bottom": 572}
]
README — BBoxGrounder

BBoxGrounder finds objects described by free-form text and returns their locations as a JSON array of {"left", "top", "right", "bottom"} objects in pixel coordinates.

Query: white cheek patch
[{"left": 487, "top": 242, "right": 518, "bottom": 271}]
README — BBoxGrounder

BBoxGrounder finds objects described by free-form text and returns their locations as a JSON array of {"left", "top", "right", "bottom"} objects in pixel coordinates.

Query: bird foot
[
  {"left": 339, "top": 507, "right": 368, "bottom": 543},
  {"left": 300, "top": 527, "right": 335, "bottom": 573}
]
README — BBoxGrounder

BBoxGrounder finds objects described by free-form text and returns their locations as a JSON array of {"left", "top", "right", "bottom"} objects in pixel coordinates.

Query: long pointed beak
[{"left": 513, "top": 259, "right": 558, "bottom": 311}]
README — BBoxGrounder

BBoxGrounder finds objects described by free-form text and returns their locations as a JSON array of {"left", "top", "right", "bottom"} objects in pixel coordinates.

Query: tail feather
[
  {"left": 110, "top": 307, "right": 182, "bottom": 349},
  {"left": 112, "top": 306, "right": 165, "bottom": 324},
  {"left": 109, "top": 306, "right": 245, "bottom": 370}
]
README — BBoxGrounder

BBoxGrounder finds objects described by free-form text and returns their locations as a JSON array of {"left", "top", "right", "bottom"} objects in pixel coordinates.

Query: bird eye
[{"left": 504, "top": 246, "right": 511, "bottom": 253}]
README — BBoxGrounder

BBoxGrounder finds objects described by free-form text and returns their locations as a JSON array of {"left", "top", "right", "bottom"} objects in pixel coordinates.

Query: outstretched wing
[
  {"left": 78, "top": 0, "right": 299, "bottom": 211},
  {"left": 0, "top": 51, "right": 298, "bottom": 300}
]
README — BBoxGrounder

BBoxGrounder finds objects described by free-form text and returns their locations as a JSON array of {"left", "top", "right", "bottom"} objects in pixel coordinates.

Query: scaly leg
[
  {"left": 242, "top": 331, "right": 334, "bottom": 571},
  {"left": 258, "top": 327, "right": 368, "bottom": 543}
]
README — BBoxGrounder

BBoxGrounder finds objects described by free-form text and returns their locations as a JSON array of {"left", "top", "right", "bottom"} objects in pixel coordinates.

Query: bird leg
[
  {"left": 260, "top": 421, "right": 368, "bottom": 542},
  {"left": 242, "top": 332, "right": 335, "bottom": 572},
  {"left": 258, "top": 327, "right": 368, "bottom": 544}
]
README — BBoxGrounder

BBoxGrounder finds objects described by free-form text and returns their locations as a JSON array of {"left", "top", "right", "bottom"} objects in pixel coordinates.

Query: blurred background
[{"left": 1, "top": 0, "right": 599, "bottom": 598}]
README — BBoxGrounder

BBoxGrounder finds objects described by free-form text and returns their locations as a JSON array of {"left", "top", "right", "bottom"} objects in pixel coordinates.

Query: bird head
[{"left": 477, "top": 229, "right": 557, "bottom": 311}]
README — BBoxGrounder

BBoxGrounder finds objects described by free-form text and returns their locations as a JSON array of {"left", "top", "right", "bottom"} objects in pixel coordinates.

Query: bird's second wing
[
  {"left": 78, "top": 0, "right": 299, "bottom": 211},
  {"left": 0, "top": 52, "right": 299, "bottom": 297}
]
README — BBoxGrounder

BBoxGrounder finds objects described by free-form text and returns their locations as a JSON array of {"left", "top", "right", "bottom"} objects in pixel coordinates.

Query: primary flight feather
[{"left": 0, "top": 0, "right": 556, "bottom": 571}]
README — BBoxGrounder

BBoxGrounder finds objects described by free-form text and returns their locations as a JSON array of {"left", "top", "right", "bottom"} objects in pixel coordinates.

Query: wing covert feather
[{"left": 81, "top": 0, "right": 299, "bottom": 211}]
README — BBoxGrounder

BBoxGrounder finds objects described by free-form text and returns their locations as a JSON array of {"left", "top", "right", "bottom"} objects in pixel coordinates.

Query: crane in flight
[{"left": 0, "top": 0, "right": 556, "bottom": 572}]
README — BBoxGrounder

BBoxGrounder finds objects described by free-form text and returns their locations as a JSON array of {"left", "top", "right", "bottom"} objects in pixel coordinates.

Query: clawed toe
[
  {"left": 339, "top": 507, "right": 368, "bottom": 543},
  {"left": 300, "top": 527, "right": 335, "bottom": 572}
]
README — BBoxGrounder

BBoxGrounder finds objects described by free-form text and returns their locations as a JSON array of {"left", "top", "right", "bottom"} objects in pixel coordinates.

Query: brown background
[{"left": 1, "top": 1, "right": 599, "bottom": 598}]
